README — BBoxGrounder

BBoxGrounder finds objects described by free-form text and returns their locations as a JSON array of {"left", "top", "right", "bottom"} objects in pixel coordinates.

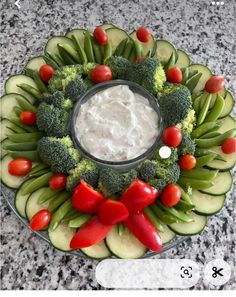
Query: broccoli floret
[
  {"left": 66, "top": 159, "right": 99, "bottom": 191},
  {"left": 105, "top": 56, "right": 131, "bottom": 80},
  {"left": 37, "top": 136, "right": 80, "bottom": 173},
  {"left": 120, "top": 169, "right": 138, "bottom": 192},
  {"left": 138, "top": 160, "right": 158, "bottom": 182},
  {"left": 159, "top": 82, "right": 188, "bottom": 95},
  {"left": 156, "top": 162, "right": 180, "bottom": 184},
  {"left": 83, "top": 63, "right": 97, "bottom": 75},
  {"left": 176, "top": 109, "right": 196, "bottom": 133},
  {"left": 153, "top": 144, "right": 178, "bottom": 166},
  {"left": 98, "top": 168, "right": 124, "bottom": 197},
  {"left": 36, "top": 103, "right": 71, "bottom": 137},
  {"left": 148, "top": 178, "right": 167, "bottom": 192},
  {"left": 40, "top": 91, "right": 72, "bottom": 110},
  {"left": 178, "top": 131, "right": 196, "bottom": 156},
  {"left": 65, "top": 77, "right": 89, "bottom": 102}
]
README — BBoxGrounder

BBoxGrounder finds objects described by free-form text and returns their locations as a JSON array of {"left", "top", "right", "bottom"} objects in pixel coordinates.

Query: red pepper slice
[
  {"left": 98, "top": 199, "right": 129, "bottom": 225},
  {"left": 72, "top": 180, "right": 106, "bottom": 214},
  {"left": 124, "top": 210, "right": 162, "bottom": 253},
  {"left": 121, "top": 179, "right": 158, "bottom": 213},
  {"left": 70, "top": 216, "right": 112, "bottom": 249}
]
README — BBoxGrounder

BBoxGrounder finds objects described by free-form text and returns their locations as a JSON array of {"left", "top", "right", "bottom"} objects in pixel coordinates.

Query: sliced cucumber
[
  {"left": 5, "top": 75, "right": 39, "bottom": 104},
  {"left": 218, "top": 115, "right": 235, "bottom": 134},
  {"left": 105, "top": 225, "right": 147, "bottom": 259},
  {"left": 45, "top": 36, "right": 75, "bottom": 56},
  {"left": 100, "top": 23, "right": 117, "bottom": 30},
  {"left": 66, "top": 29, "right": 86, "bottom": 48},
  {"left": 48, "top": 222, "right": 76, "bottom": 252},
  {"left": 159, "top": 224, "right": 176, "bottom": 244},
  {"left": 155, "top": 40, "right": 177, "bottom": 65},
  {"left": 25, "top": 56, "right": 45, "bottom": 72},
  {"left": 188, "top": 64, "right": 212, "bottom": 94},
  {"left": 0, "top": 154, "right": 28, "bottom": 189},
  {"left": 81, "top": 240, "right": 111, "bottom": 259},
  {"left": 130, "top": 31, "right": 156, "bottom": 56},
  {"left": 106, "top": 28, "right": 129, "bottom": 53},
  {"left": 169, "top": 212, "right": 207, "bottom": 236},
  {"left": 0, "top": 119, "right": 15, "bottom": 142},
  {"left": 219, "top": 91, "right": 234, "bottom": 118},
  {"left": 0, "top": 93, "right": 21, "bottom": 118},
  {"left": 205, "top": 146, "right": 236, "bottom": 171},
  {"left": 200, "top": 171, "right": 233, "bottom": 196},
  {"left": 192, "top": 190, "right": 226, "bottom": 216},
  {"left": 175, "top": 49, "right": 190, "bottom": 68}
]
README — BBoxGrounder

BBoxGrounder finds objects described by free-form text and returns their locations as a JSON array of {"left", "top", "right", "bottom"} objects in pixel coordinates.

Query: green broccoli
[
  {"left": 153, "top": 145, "right": 178, "bottom": 166},
  {"left": 138, "top": 160, "right": 158, "bottom": 182},
  {"left": 98, "top": 168, "right": 124, "bottom": 197},
  {"left": 37, "top": 136, "right": 80, "bottom": 173},
  {"left": 176, "top": 109, "right": 196, "bottom": 133},
  {"left": 105, "top": 56, "right": 131, "bottom": 80},
  {"left": 66, "top": 159, "right": 99, "bottom": 191},
  {"left": 65, "top": 76, "right": 89, "bottom": 102},
  {"left": 178, "top": 131, "right": 196, "bottom": 156},
  {"left": 156, "top": 162, "right": 180, "bottom": 184},
  {"left": 36, "top": 102, "right": 71, "bottom": 137},
  {"left": 40, "top": 91, "right": 72, "bottom": 109},
  {"left": 82, "top": 63, "right": 97, "bottom": 75},
  {"left": 148, "top": 178, "right": 167, "bottom": 192},
  {"left": 120, "top": 169, "right": 138, "bottom": 192}
]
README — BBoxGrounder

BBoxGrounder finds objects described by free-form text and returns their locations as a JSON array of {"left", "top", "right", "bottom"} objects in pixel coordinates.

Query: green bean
[
  {"left": 195, "top": 153, "right": 217, "bottom": 168},
  {"left": 122, "top": 39, "right": 134, "bottom": 59},
  {"left": 197, "top": 93, "right": 212, "bottom": 126},
  {"left": 13, "top": 106, "right": 23, "bottom": 117},
  {"left": 29, "top": 163, "right": 49, "bottom": 175},
  {"left": 6, "top": 116, "right": 37, "bottom": 133},
  {"left": 84, "top": 31, "right": 95, "bottom": 63},
  {"left": 114, "top": 38, "right": 128, "bottom": 56},
  {"left": 181, "top": 67, "right": 189, "bottom": 84},
  {"left": 49, "top": 199, "right": 74, "bottom": 231},
  {"left": 175, "top": 200, "right": 195, "bottom": 212},
  {"left": 38, "top": 187, "right": 59, "bottom": 204},
  {"left": 191, "top": 122, "right": 219, "bottom": 139},
  {"left": 177, "top": 185, "right": 193, "bottom": 205},
  {"left": 165, "top": 52, "right": 176, "bottom": 70},
  {"left": 204, "top": 94, "right": 225, "bottom": 122},
  {"left": 118, "top": 223, "right": 125, "bottom": 236},
  {"left": 17, "top": 83, "right": 41, "bottom": 100},
  {"left": 133, "top": 39, "right": 143, "bottom": 59},
  {"left": 180, "top": 168, "right": 218, "bottom": 180},
  {"left": 57, "top": 44, "right": 76, "bottom": 65},
  {"left": 157, "top": 203, "right": 193, "bottom": 223},
  {"left": 71, "top": 35, "right": 87, "bottom": 64},
  {"left": 91, "top": 37, "right": 102, "bottom": 64},
  {"left": 68, "top": 214, "right": 91, "bottom": 228},
  {"left": 103, "top": 42, "right": 112, "bottom": 63},
  {"left": 185, "top": 72, "right": 202, "bottom": 93},
  {"left": 16, "top": 95, "right": 37, "bottom": 112},
  {"left": 144, "top": 207, "right": 164, "bottom": 232},
  {"left": 32, "top": 71, "right": 48, "bottom": 93},
  {"left": 7, "top": 132, "right": 43, "bottom": 143},
  {"left": 195, "top": 128, "right": 236, "bottom": 148},
  {"left": 61, "top": 44, "right": 81, "bottom": 63},
  {"left": 21, "top": 172, "right": 53, "bottom": 195},
  {"left": 151, "top": 204, "right": 177, "bottom": 225},
  {"left": 48, "top": 192, "right": 71, "bottom": 213},
  {"left": 178, "top": 177, "right": 214, "bottom": 190},
  {"left": 200, "top": 131, "right": 221, "bottom": 139}
]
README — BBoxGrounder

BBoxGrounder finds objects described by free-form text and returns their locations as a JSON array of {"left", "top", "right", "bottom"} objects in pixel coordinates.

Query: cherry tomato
[
  {"left": 205, "top": 76, "right": 225, "bottom": 93},
  {"left": 98, "top": 199, "right": 129, "bottom": 225},
  {"left": 49, "top": 173, "right": 67, "bottom": 190},
  {"left": 72, "top": 180, "right": 105, "bottom": 214},
  {"left": 93, "top": 27, "right": 108, "bottom": 45},
  {"left": 135, "top": 56, "right": 146, "bottom": 63},
  {"left": 161, "top": 184, "right": 181, "bottom": 207},
  {"left": 221, "top": 137, "right": 236, "bottom": 154},
  {"left": 178, "top": 154, "right": 196, "bottom": 170},
  {"left": 30, "top": 209, "right": 51, "bottom": 231},
  {"left": 8, "top": 158, "right": 32, "bottom": 176},
  {"left": 39, "top": 64, "right": 54, "bottom": 83},
  {"left": 20, "top": 111, "right": 36, "bottom": 126},
  {"left": 166, "top": 66, "right": 183, "bottom": 84},
  {"left": 136, "top": 27, "right": 151, "bottom": 43},
  {"left": 90, "top": 65, "right": 112, "bottom": 83},
  {"left": 162, "top": 126, "right": 182, "bottom": 148}
]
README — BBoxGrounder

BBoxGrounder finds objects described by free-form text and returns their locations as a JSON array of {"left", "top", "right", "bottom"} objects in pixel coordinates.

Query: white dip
[{"left": 75, "top": 85, "right": 159, "bottom": 161}]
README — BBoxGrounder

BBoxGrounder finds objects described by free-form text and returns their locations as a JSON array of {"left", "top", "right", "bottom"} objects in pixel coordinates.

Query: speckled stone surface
[{"left": 1, "top": 0, "right": 235, "bottom": 290}]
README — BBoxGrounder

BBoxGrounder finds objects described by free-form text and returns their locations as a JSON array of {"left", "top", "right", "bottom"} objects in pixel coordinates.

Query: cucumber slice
[
  {"left": 0, "top": 93, "right": 22, "bottom": 118},
  {"left": 1, "top": 119, "right": 14, "bottom": 142},
  {"left": 48, "top": 222, "right": 76, "bottom": 252},
  {"left": 219, "top": 91, "right": 234, "bottom": 118},
  {"left": 205, "top": 146, "right": 236, "bottom": 171},
  {"left": 155, "top": 40, "right": 177, "bottom": 64},
  {"left": 175, "top": 49, "right": 190, "bottom": 68},
  {"left": 5, "top": 75, "right": 39, "bottom": 104},
  {"left": 25, "top": 56, "right": 45, "bottom": 71},
  {"left": 105, "top": 225, "right": 147, "bottom": 259},
  {"left": 81, "top": 240, "right": 111, "bottom": 259},
  {"left": 45, "top": 36, "right": 75, "bottom": 56},
  {"left": 169, "top": 212, "right": 207, "bottom": 236},
  {"left": 130, "top": 31, "right": 156, "bottom": 56},
  {"left": 200, "top": 171, "right": 233, "bottom": 196},
  {"left": 159, "top": 224, "right": 176, "bottom": 244},
  {"left": 192, "top": 190, "right": 226, "bottom": 216},
  {"left": 106, "top": 28, "right": 129, "bottom": 53},
  {"left": 218, "top": 115, "right": 235, "bottom": 134},
  {"left": 188, "top": 64, "right": 212, "bottom": 94},
  {"left": 100, "top": 23, "right": 117, "bottom": 30},
  {"left": 1, "top": 139, "right": 11, "bottom": 158},
  {"left": 0, "top": 154, "right": 28, "bottom": 189},
  {"left": 65, "top": 29, "right": 86, "bottom": 48}
]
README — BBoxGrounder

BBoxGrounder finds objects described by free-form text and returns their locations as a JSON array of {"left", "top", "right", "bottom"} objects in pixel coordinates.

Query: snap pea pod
[
  {"left": 193, "top": 95, "right": 202, "bottom": 114},
  {"left": 91, "top": 37, "right": 102, "bottom": 64},
  {"left": 38, "top": 187, "right": 59, "bottom": 204},
  {"left": 200, "top": 131, "right": 221, "bottom": 139},
  {"left": 6, "top": 116, "right": 37, "bottom": 133},
  {"left": 177, "top": 185, "right": 193, "bottom": 205},
  {"left": 48, "top": 192, "right": 71, "bottom": 213},
  {"left": 29, "top": 168, "right": 50, "bottom": 177},
  {"left": 118, "top": 223, "right": 125, "bottom": 236},
  {"left": 7, "top": 124, "right": 25, "bottom": 133},
  {"left": 128, "top": 49, "right": 136, "bottom": 62},
  {"left": 49, "top": 199, "right": 74, "bottom": 231},
  {"left": 9, "top": 150, "right": 40, "bottom": 162},
  {"left": 17, "top": 83, "right": 41, "bottom": 100},
  {"left": 57, "top": 44, "right": 76, "bottom": 65},
  {"left": 197, "top": 93, "right": 212, "bottom": 126},
  {"left": 157, "top": 203, "right": 193, "bottom": 223},
  {"left": 151, "top": 204, "right": 177, "bottom": 225},
  {"left": 71, "top": 35, "right": 87, "bottom": 64},
  {"left": 144, "top": 207, "right": 164, "bottom": 232},
  {"left": 61, "top": 209, "right": 80, "bottom": 223},
  {"left": 45, "top": 51, "right": 64, "bottom": 67},
  {"left": 61, "top": 43, "right": 81, "bottom": 63},
  {"left": 13, "top": 106, "right": 23, "bottom": 117},
  {"left": 194, "top": 148, "right": 226, "bottom": 162},
  {"left": 68, "top": 214, "right": 91, "bottom": 228},
  {"left": 204, "top": 94, "right": 225, "bottom": 122},
  {"left": 21, "top": 172, "right": 53, "bottom": 195},
  {"left": 165, "top": 52, "right": 176, "bottom": 71},
  {"left": 177, "top": 177, "right": 214, "bottom": 190},
  {"left": 122, "top": 39, "right": 134, "bottom": 59},
  {"left": 191, "top": 122, "right": 219, "bottom": 139},
  {"left": 7, "top": 132, "right": 43, "bottom": 143},
  {"left": 175, "top": 200, "right": 195, "bottom": 212},
  {"left": 43, "top": 54, "right": 60, "bottom": 69},
  {"left": 16, "top": 95, "right": 37, "bottom": 112},
  {"left": 188, "top": 69, "right": 198, "bottom": 80},
  {"left": 181, "top": 67, "right": 189, "bottom": 84},
  {"left": 103, "top": 42, "right": 112, "bottom": 63},
  {"left": 84, "top": 31, "right": 95, "bottom": 63},
  {"left": 32, "top": 71, "right": 48, "bottom": 93},
  {"left": 3, "top": 141, "right": 37, "bottom": 151},
  {"left": 133, "top": 39, "right": 143, "bottom": 59},
  {"left": 195, "top": 128, "right": 236, "bottom": 148},
  {"left": 145, "top": 49, "right": 151, "bottom": 58},
  {"left": 185, "top": 72, "right": 202, "bottom": 93},
  {"left": 195, "top": 153, "right": 217, "bottom": 168},
  {"left": 114, "top": 38, "right": 128, "bottom": 56},
  {"left": 29, "top": 163, "right": 49, "bottom": 175},
  {"left": 180, "top": 168, "right": 218, "bottom": 180}
]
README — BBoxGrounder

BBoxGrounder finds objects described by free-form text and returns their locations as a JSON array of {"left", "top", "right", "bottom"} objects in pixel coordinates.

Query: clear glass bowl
[{"left": 70, "top": 80, "right": 163, "bottom": 171}]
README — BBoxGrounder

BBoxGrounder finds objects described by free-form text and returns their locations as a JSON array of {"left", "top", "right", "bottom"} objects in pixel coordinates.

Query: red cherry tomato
[
  {"left": 178, "top": 154, "right": 196, "bottom": 170},
  {"left": 93, "top": 27, "right": 108, "bottom": 45},
  {"left": 49, "top": 173, "right": 67, "bottom": 190},
  {"left": 205, "top": 76, "right": 225, "bottom": 93},
  {"left": 135, "top": 56, "right": 146, "bottom": 63},
  {"left": 90, "top": 65, "right": 112, "bottom": 83},
  {"left": 39, "top": 64, "right": 54, "bottom": 83},
  {"left": 121, "top": 179, "right": 158, "bottom": 213},
  {"left": 8, "top": 158, "right": 32, "bottom": 176},
  {"left": 20, "top": 111, "right": 36, "bottom": 126},
  {"left": 70, "top": 216, "right": 112, "bottom": 249},
  {"left": 136, "top": 27, "right": 151, "bottom": 43},
  {"left": 98, "top": 199, "right": 129, "bottom": 225},
  {"left": 166, "top": 66, "right": 183, "bottom": 84},
  {"left": 162, "top": 126, "right": 182, "bottom": 147},
  {"left": 221, "top": 137, "right": 236, "bottom": 154},
  {"left": 72, "top": 180, "right": 105, "bottom": 214},
  {"left": 30, "top": 209, "right": 51, "bottom": 231},
  {"left": 161, "top": 184, "right": 181, "bottom": 207}
]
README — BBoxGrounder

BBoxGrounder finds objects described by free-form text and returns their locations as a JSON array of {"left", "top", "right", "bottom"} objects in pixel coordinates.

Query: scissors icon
[{"left": 212, "top": 266, "right": 224, "bottom": 278}]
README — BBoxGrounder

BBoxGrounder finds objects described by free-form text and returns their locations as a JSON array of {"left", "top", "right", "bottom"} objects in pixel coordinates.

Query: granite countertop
[{"left": 0, "top": 0, "right": 235, "bottom": 290}]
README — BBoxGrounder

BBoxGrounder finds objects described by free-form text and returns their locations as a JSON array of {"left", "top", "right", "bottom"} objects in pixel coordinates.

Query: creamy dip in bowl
[{"left": 71, "top": 80, "right": 163, "bottom": 170}]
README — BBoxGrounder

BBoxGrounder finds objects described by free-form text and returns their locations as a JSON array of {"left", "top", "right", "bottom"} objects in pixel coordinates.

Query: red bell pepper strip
[
  {"left": 121, "top": 179, "right": 158, "bottom": 213},
  {"left": 72, "top": 180, "right": 106, "bottom": 214},
  {"left": 124, "top": 210, "right": 163, "bottom": 253},
  {"left": 98, "top": 199, "right": 129, "bottom": 225},
  {"left": 70, "top": 216, "right": 112, "bottom": 249}
]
